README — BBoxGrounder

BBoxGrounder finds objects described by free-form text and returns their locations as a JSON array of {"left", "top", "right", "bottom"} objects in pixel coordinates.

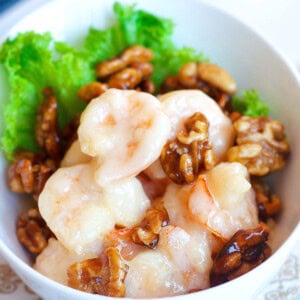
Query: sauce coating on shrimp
[
  {"left": 188, "top": 162, "right": 259, "bottom": 240},
  {"left": 125, "top": 225, "right": 212, "bottom": 297},
  {"left": 78, "top": 89, "right": 171, "bottom": 186},
  {"left": 39, "top": 163, "right": 150, "bottom": 255}
]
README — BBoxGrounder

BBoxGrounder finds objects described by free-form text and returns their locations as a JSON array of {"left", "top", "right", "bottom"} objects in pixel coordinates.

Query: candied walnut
[
  {"left": 210, "top": 224, "right": 271, "bottom": 286},
  {"left": 160, "top": 112, "right": 216, "bottom": 184},
  {"left": 106, "top": 247, "right": 129, "bottom": 297},
  {"left": 36, "top": 87, "right": 61, "bottom": 159},
  {"left": 196, "top": 62, "right": 237, "bottom": 94},
  {"left": 138, "top": 79, "right": 155, "bottom": 94},
  {"left": 91, "top": 45, "right": 155, "bottom": 95},
  {"left": 178, "top": 62, "right": 198, "bottom": 87},
  {"left": 227, "top": 116, "right": 289, "bottom": 176},
  {"left": 160, "top": 62, "right": 235, "bottom": 111},
  {"left": 132, "top": 202, "right": 169, "bottom": 249},
  {"left": 96, "top": 58, "right": 126, "bottom": 79},
  {"left": 252, "top": 179, "right": 281, "bottom": 221},
  {"left": 17, "top": 208, "right": 54, "bottom": 254},
  {"left": 160, "top": 75, "right": 180, "bottom": 93},
  {"left": 121, "top": 45, "right": 154, "bottom": 64},
  {"left": 229, "top": 111, "right": 242, "bottom": 122},
  {"left": 68, "top": 247, "right": 129, "bottom": 297},
  {"left": 8, "top": 152, "right": 55, "bottom": 200},
  {"left": 108, "top": 68, "right": 143, "bottom": 90},
  {"left": 78, "top": 82, "right": 108, "bottom": 102},
  {"left": 129, "top": 62, "right": 153, "bottom": 79}
]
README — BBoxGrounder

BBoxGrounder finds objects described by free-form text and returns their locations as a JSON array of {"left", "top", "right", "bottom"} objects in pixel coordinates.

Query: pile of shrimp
[
  {"left": 32, "top": 87, "right": 270, "bottom": 298},
  {"left": 8, "top": 45, "right": 289, "bottom": 297}
]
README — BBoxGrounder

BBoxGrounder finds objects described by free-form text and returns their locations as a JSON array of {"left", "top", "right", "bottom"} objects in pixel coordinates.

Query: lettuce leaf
[
  {"left": 0, "top": 32, "right": 92, "bottom": 159},
  {"left": 0, "top": 2, "right": 206, "bottom": 159},
  {"left": 232, "top": 89, "right": 269, "bottom": 116}
]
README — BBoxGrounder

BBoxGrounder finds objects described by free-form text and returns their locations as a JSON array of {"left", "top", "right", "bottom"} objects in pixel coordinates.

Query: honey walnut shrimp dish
[{"left": 4, "top": 15, "right": 290, "bottom": 300}]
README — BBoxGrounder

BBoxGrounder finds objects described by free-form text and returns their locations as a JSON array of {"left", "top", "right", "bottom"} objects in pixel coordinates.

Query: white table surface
[{"left": 1, "top": 0, "right": 300, "bottom": 299}]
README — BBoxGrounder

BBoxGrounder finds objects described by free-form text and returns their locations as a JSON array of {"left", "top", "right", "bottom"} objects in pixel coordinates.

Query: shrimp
[
  {"left": 78, "top": 89, "right": 171, "bottom": 186},
  {"left": 125, "top": 225, "right": 212, "bottom": 297},
  {"left": 158, "top": 226, "right": 212, "bottom": 292},
  {"left": 38, "top": 163, "right": 150, "bottom": 255},
  {"left": 34, "top": 238, "right": 96, "bottom": 285},
  {"left": 60, "top": 139, "right": 91, "bottom": 167},
  {"left": 188, "top": 162, "right": 259, "bottom": 240},
  {"left": 102, "top": 175, "right": 150, "bottom": 227},
  {"left": 159, "top": 90, "right": 235, "bottom": 161},
  {"left": 162, "top": 182, "right": 224, "bottom": 255}
]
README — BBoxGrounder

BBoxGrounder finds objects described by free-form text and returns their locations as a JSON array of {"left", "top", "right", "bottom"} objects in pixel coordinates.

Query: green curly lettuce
[
  {"left": 0, "top": 32, "right": 92, "bottom": 158},
  {"left": 232, "top": 89, "right": 269, "bottom": 117}
]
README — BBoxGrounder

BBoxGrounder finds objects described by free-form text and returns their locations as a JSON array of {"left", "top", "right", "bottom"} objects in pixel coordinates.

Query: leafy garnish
[
  {"left": 232, "top": 89, "right": 269, "bottom": 116},
  {"left": 0, "top": 2, "right": 206, "bottom": 159},
  {"left": 0, "top": 32, "right": 92, "bottom": 158}
]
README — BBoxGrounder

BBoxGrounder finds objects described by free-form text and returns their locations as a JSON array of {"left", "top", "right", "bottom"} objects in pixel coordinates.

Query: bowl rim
[{"left": 0, "top": 0, "right": 300, "bottom": 298}]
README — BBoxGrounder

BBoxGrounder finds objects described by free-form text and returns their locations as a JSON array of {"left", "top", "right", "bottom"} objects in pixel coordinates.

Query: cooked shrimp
[
  {"left": 125, "top": 250, "right": 180, "bottom": 298},
  {"left": 158, "top": 225, "right": 212, "bottom": 292},
  {"left": 159, "top": 90, "right": 235, "bottom": 161},
  {"left": 34, "top": 238, "right": 96, "bottom": 285},
  {"left": 60, "top": 139, "right": 91, "bottom": 167},
  {"left": 78, "top": 89, "right": 171, "bottom": 186},
  {"left": 162, "top": 182, "right": 224, "bottom": 255},
  {"left": 125, "top": 225, "right": 212, "bottom": 297},
  {"left": 102, "top": 175, "right": 150, "bottom": 227},
  {"left": 188, "top": 162, "right": 259, "bottom": 240},
  {"left": 38, "top": 163, "right": 150, "bottom": 255}
]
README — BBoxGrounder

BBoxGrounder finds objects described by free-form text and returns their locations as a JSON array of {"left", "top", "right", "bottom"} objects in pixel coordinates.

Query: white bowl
[{"left": 0, "top": 0, "right": 300, "bottom": 299}]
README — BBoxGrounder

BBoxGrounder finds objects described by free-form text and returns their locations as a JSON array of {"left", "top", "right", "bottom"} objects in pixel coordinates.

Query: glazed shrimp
[
  {"left": 159, "top": 90, "right": 235, "bottom": 161},
  {"left": 39, "top": 163, "right": 150, "bottom": 255},
  {"left": 157, "top": 225, "right": 212, "bottom": 292},
  {"left": 60, "top": 139, "right": 91, "bottom": 167},
  {"left": 34, "top": 238, "right": 96, "bottom": 285},
  {"left": 125, "top": 225, "right": 212, "bottom": 297},
  {"left": 162, "top": 182, "right": 224, "bottom": 255},
  {"left": 78, "top": 89, "right": 171, "bottom": 186},
  {"left": 188, "top": 162, "right": 259, "bottom": 240}
]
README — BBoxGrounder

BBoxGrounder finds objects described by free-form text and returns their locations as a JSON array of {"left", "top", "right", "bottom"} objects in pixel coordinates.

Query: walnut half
[
  {"left": 210, "top": 224, "right": 271, "bottom": 286},
  {"left": 227, "top": 116, "right": 289, "bottom": 176},
  {"left": 8, "top": 151, "right": 56, "bottom": 201},
  {"left": 160, "top": 112, "right": 216, "bottom": 184},
  {"left": 68, "top": 247, "right": 129, "bottom": 297},
  {"left": 252, "top": 179, "right": 281, "bottom": 221},
  {"left": 36, "top": 87, "right": 61, "bottom": 159},
  {"left": 17, "top": 208, "right": 54, "bottom": 255},
  {"left": 160, "top": 62, "right": 235, "bottom": 111},
  {"left": 132, "top": 201, "right": 169, "bottom": 249},
  {"left": 79, "top": 45, "right": 155, "bottom": 102}
]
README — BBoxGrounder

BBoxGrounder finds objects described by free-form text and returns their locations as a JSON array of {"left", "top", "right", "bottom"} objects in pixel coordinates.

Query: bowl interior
[{"left": 0, "top": 0, "right": 300, "bottom": 298}]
